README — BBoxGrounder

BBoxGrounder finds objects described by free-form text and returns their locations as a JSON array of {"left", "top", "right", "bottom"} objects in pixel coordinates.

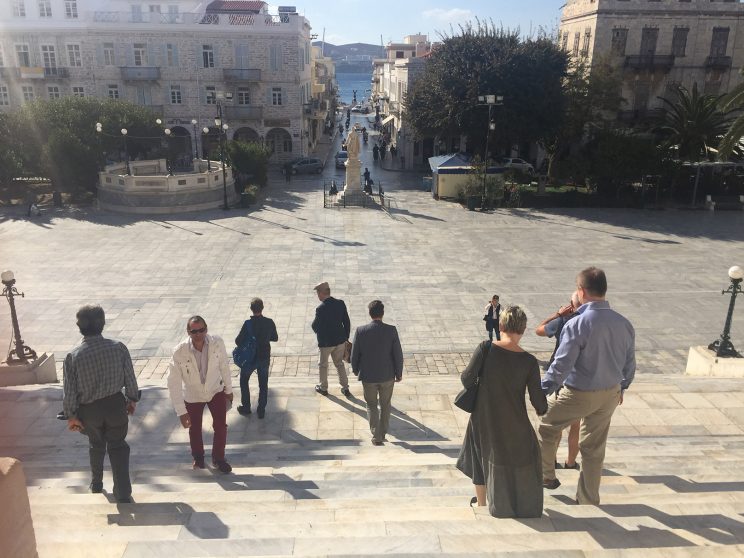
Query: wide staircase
[{"left": 10, "top": 376, "right": 744, "bottom": 557}]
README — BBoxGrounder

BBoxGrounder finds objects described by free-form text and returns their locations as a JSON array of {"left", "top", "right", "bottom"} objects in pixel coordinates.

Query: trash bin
[
  {"left": 52, "top": 190, "right": 63, "bottom": 207},
  {"left": 422, "top": 176, "right": 432, "bottom": 191},
  {"left": 240, "top": 192, "right": 252, "bottom": 208}
]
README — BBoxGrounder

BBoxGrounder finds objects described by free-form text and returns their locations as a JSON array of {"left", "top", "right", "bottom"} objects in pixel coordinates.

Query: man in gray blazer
[{"left": 351, "top": 300, "right": 404, "bottom": 445}]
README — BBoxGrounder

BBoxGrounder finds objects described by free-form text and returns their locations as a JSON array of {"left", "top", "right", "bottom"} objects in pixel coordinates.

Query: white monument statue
[{"left": 344, "top": 129, "right": 362, "bottom": 193}]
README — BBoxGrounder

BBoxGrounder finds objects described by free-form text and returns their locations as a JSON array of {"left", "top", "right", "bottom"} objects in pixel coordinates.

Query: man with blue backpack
[{"left": 234, "top": 298, "right": 278, "bottom": 419}]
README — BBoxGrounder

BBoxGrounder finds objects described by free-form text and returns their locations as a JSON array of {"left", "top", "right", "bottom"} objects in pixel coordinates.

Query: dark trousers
[
  {"left": 487, "top": 328, "right": 501, "bottom": 341},
  {"left": 239, "top": 357, "right": 270, "bottom": 412},
  {"left": 77, "top": 392, "right": 131, "bottom": 499},
  {"left": 185, "top": 392, "right": 228, "bottom": 461}
]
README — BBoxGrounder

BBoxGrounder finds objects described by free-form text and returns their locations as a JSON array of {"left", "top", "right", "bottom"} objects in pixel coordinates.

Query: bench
[{"left": 705, "top": 195, "right": 744, "bottom": 211}]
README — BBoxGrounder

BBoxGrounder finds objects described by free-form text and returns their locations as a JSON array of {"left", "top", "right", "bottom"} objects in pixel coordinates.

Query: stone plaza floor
[{"left": 1, "top": 119, "right": 743, "bottom": 372}]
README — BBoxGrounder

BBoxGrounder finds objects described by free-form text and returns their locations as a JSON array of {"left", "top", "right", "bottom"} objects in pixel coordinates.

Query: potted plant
[{"left": 241, "top": 184, "right": 258, "bottom": 207}]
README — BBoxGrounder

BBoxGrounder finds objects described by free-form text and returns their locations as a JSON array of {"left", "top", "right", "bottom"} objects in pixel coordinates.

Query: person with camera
[{"left": 483, "top": 294, "right": 501, "bottom": 341}]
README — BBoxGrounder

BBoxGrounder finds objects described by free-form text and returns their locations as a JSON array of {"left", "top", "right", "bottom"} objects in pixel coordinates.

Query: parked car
[
  {"left": 499, "top": 157, "right": 535, "bottom": 175},
  {"left": 350, "top": 104, "right": 369, "bottom": 113},
  {"left": 291, "top": 157, "right": 324, "bottom": 174},
  {"left": 335, "top": 151, "right": 349, "bottom": 169}
]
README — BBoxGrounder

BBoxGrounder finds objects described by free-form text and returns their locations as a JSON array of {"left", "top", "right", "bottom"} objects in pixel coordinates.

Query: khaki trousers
[
  {"left": 538, "top": 384, "right": 621, "bottom": 505},
  {"left": 318, "top": 343, "right": 349, "bottom": 391},
  {"left": 362, "top": 380, "right": 395, "bottom": 442}
]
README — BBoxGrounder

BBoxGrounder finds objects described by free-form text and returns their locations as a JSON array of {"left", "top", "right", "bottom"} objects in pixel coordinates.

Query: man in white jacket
[{"left": 168, "top": 315, "right": 234, "bottom": 473}]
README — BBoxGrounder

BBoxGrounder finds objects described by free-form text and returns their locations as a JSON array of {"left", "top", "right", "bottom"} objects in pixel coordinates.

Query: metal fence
[{"left": 323, "top": 179, "right": 390, "bottom": 209}]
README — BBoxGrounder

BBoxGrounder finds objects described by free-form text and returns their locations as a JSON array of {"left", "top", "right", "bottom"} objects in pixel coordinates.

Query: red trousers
[{"left": 185, "top": 391, "right": 227, "bottom": 461}]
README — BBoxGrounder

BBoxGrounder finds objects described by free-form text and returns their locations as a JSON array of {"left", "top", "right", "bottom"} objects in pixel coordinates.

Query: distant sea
[{"left": 336, "top": 72, "right": 372, "bottom": 105}]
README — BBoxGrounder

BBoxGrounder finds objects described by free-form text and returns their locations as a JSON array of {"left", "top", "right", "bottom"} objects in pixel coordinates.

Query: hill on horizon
[{"left": 312, "top": 41, "right": 384, "bottom": 61}]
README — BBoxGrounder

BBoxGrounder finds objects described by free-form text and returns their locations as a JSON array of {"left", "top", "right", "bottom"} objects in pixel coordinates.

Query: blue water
[{"left": 336, "top": 72, "right": 372, "bottom": 105}]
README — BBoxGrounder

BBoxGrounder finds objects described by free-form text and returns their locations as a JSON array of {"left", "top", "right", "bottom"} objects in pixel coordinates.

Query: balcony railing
[
  {"left": 44, "top": 67, "right": 69, "bottom": 78},
  {"left": 223, "top": 105, "right": 263, "bottom": 120},
  {"left": 222, "top": 68, "right": 261, "bottom": 82},
  {"left": 705, "top": 55, "right": 732, "bottom": 69},
  {"left": 121, "top": 66, "right": 161, "bottom": 81},
  {"left": 624, "top": 54, "right": 675, "bottom": 71}
]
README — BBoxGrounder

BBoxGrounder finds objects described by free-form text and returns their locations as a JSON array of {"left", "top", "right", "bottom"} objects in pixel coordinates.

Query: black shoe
[
  {"left": 315, "top": 385, "right": 328, "bottom": 396},
  {"left": 371, "top": 438, "right": 383, "bottom": 446},
  {"left": 469, "top": 496, "right": 478, "bottom": 507},
  {"left": 555, "top": 461, "right": 563, "bottom": 469},
  {"left": 341, "top": 387, "right": 351, "bottom": 398},
  {"left": 237, "top": 405, "right": 252, "bottom": 416},
  {"left": 89, "top": 482, "right": 103, "bottom": 494},
  {"left": 563, "top": 462, "right": 580, "bottom": 470},
  {"left": 212, "top": 460, "right": 232, "bottom": 474},
  {"left": 192, "top": 455, "right": 206, "bottom": 469},
  {"left": 543, "top": 478, "right": 561, "bottom": 490},
  {"left": 257, "top": 408, "right": 265, "bottom": 419}
]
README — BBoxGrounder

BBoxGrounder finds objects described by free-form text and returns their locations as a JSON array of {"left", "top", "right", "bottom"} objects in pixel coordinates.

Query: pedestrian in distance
[
  {"left": 457, "top": 306, "right": 547, "bottom": 517},
  {"left": 538, "top": 267, "right": 635, "bottom": 504},
  {"left": 167, "top": 316, "right": 234, "bottom": 473},
  {"left": 284, "top": 161, "right": 292, "bottom": 182},
  {"left": 311, "top": 282, "right": 352, "bottom": 398},
  {"left": 373, "top": 145, "right": 379, "bottom": 161},
  {"left": 351, "top": 300, "right": 404, "bottom": 446},
  {"left": 63, "top": 305, "right": 140, "bottom": 503},
  {"left": 379, "top": 143, "right": 387, "bottom": 161},
  {"left": 235, "top": 298, "right": 278, "bottom": 419},
  {"left": 483, "top": 295, "right": 501, "bottom": 341},
  {"left": 535, "top": 292, "right": 582, "bottom": 471},
  {"left": 390, "top": 145, "right": 397, "bottom": 158}
]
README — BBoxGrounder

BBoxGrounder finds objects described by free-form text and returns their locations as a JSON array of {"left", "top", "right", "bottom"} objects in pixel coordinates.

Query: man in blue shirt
[{"left": 538, "top": 267, "right": 635, "bottom": 505}]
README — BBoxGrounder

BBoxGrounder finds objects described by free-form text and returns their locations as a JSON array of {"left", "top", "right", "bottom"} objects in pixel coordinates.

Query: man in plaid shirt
[{"left": 63, "top": 305, "right": 139, "bottom": 503}]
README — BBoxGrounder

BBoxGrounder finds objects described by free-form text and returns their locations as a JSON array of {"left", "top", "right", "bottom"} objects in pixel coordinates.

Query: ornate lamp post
[
  {"left": 709, "top": 266, "right": 744, "bottom": 357},
  {"left": 156, "top": 119, "right": 173, "bottom": 175},
  {"left": 120, "top": 128, "right": 131, "bottom": 175},
  {"left": 214, "top": 108, "right": 230, "bottom": 211},
  {"left": 191, "top": 119, "right": 199, "bottom": 160},
  {"left": 202, "top": 127, "right": 211, "bottom": 170},
  {"left": 2, "top": 271, "right": 37, "bottom": 364},
  {"left": 477, "top": 94, "right": 503, "bottom": 209}
]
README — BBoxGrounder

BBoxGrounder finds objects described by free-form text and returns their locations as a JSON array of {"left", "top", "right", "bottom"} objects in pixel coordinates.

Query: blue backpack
[{"left": 232, "top": 320, "right": 257, "bottom": 369}]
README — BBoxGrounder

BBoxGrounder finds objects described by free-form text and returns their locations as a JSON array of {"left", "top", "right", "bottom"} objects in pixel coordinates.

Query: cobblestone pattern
[{"left": 54, "top": 349, "right": 687, "bottom": 383}]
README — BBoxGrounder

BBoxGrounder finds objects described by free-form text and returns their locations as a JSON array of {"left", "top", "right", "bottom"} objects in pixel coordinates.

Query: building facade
[
  {"left": 560, "top": 0, "right": 744, "bottom": 122},
  {"left": 0, "top": 0, "right": 328, "bottom": 162},
  {"left": 372, "top": 33, "right": 432, "bottom": 170}
]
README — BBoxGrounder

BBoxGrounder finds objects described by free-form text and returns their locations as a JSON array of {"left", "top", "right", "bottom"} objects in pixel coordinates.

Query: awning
[{"left": 381, "top": 115, "right": 395, "bottom": 126}]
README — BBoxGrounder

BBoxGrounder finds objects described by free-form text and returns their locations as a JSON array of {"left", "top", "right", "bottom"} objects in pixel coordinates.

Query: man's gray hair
[
  {"left": 76, "top": 305, "right": 105, "bottom": 336},
  {"left": 498, "top": 305, "right": 528, "bottom": 335}
]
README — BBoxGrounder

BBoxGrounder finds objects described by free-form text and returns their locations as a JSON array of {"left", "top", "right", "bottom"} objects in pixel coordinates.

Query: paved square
[{"left": 1, "top": 126, "right": 743, "bottom": 376}]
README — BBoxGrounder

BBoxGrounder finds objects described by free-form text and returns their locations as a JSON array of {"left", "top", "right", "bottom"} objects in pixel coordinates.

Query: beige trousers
[
  {"left": 538, "top": 384, "right": 621, "bottom": 505},
  {"left": 362, "top": 380, "right": 395, "bottom": 442},
  {"left": 317, "top": 343, "right": 349, "bottom": 391}
]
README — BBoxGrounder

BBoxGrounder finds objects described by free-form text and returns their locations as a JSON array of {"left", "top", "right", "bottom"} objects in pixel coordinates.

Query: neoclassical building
[
  {"left": 0, "top": 0, "right": 331, "bottom": 161},
  {"left": 372, "top": 33, "right": 432, "bottom": 170},
  {"left": 560, "top": 0, "right": 744, "bottom": 121}
]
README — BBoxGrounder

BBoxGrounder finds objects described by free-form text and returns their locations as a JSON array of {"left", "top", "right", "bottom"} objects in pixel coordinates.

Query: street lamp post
[
  {"left": 708, "top": 266, "right": 744, "bottom": 357},
  {"left": 191, "top": 119, "right": 199, "bottom": 160},
  {"left": 477, "top": 94, "right": 503, "bottom": 209},
  {"left": 1, "top": 270, "right": 37, "bottom": 364},
  {"left": 157, "top": 119, "right": 173, "bottom": 175},
  {"left": 214, "top": 103, "right": 230, "bottom": 210},
  {"left": 120, "top": 128, "right": 131, "bottom": 175},
  {"left": 202, "top": 127, "right": 210, "bottom": 170}
]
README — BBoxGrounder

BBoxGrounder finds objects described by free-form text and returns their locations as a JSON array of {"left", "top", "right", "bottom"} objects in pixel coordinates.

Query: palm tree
[
  {"left": 656, "top": 83, "right": 731, "bottom": 205},
  {"left": 718, "top": 70, "right": 744, "bottom": 158}
]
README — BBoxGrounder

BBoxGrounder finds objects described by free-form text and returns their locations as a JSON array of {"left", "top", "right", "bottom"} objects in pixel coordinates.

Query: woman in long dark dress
[{"left": 456, "top": 305, "right": 548, "bottom": 518}]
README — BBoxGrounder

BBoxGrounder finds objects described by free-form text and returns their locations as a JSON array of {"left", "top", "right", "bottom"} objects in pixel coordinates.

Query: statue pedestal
[{"left": 344, "top": 159, "right": 362, "bottom": 193}]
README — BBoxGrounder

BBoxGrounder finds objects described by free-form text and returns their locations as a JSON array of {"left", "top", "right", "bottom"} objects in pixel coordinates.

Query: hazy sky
[{"left": 290, "top": 0, "right": 563, "bottom": 46}]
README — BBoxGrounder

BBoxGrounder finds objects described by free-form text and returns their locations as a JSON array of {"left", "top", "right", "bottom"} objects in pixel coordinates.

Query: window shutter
[
  {"left": 213, "top": 44, "right": 219, "bottom": 67},
  {"left": 96, "top": 43, "right": 103, "bottom": 66},
  {"left": 172, "top": 44, "right": 179, "bottom": 66},
  {"left": 148, "top": 43, "right": 157, "bottom": 66}
]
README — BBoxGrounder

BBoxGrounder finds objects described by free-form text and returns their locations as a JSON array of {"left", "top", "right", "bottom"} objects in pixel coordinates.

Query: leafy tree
[
  {"left": 226, "top": 140, "right": 271, "bottom": 187},
  {"left": 14, "top": 97, "right": 161, "bottom": 191},
  {"left": 539, "top": 56, "right": 624, "bottom": 178},
  {"left": 0, "top": 112, "right": 24, "bottom": 183},
  {"left": 405, "top": 21, "right": 567, "bottom": 159}
]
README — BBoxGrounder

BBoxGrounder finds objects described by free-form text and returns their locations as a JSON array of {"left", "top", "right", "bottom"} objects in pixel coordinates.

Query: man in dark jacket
[
  {"left": 351, "top": 300, "right": 404, "bottom": 445},
  {"left": 312, "top": 282, "right": 351, "bottom": 397},
  {"left": 235, "top": 298, "right": 278, "bottom": 419}
]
